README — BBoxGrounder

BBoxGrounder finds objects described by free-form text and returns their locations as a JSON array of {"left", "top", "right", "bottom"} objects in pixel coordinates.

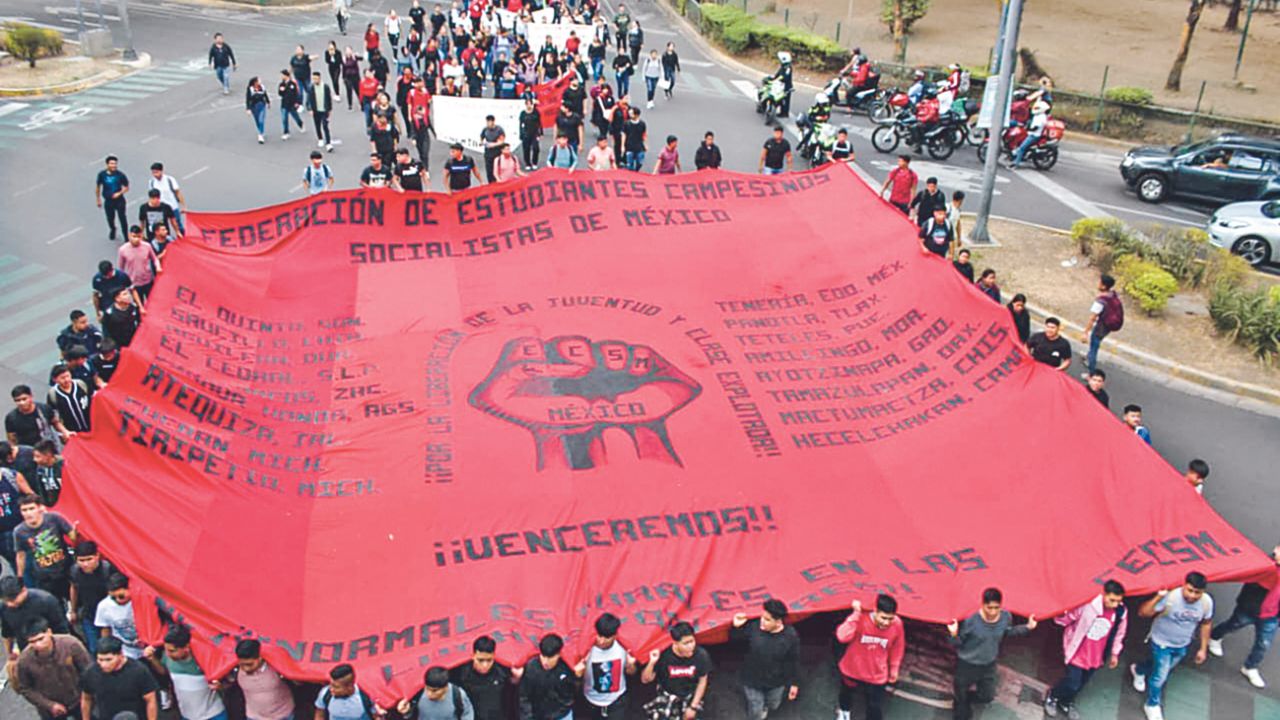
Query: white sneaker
[
  {"left": 1130, "top": 663, "right": 1147, "bottom": 693},
  {"left": 1042, "top": 694, "right": 1059, "bottom": 717},
  {"left": 646, "top": 100, "right": 654, "bottom": 109},
  {"left": 1243, "top": 666, "right": 1266, "bottom": 688},
  {"left": 282, "top": 133, "right": 290, "bottom": 140},
  {"left": 835, "top": 710, "right": 850, "bottom": 720},
  {"left": 326, "top": 143, "right": 334, "bottom": 152},
  {"left": 1208, "top": 638, "right": 1224, "bottom": 657},
  {"left": 318, "top": 139, "right": 325, "bottom": 148},
  {"left": 257, "top": 134, "right": 265, "bottom": 144},
  {"left": 1143, "top": 704, "right": 1164, "bottom": 720}
]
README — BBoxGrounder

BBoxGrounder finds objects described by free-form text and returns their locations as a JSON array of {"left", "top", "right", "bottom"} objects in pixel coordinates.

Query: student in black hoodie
[
  {"left": 731, "top": 599, "right": 799, "bottom": 720},
  {"left": 519, "top": 634, "right": 576, "bottom": 720},
  {"left": 452, "top": 635, "right": 521, "bottom": 720}
]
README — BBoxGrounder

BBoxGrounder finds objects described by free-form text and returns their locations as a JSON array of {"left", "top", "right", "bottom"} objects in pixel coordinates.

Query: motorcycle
[
  {"left": 976, "top": 118, "right": 1065, "bottom": 169},
  {"left": 821, "top": 70, "right": 886, "bottom": 117},
  {"left": 796, "top": 114, "right": 839, "bottom": 166},
  {"left": 871, "top": 95, "right": 953, "bottom": 158},
  {"left": 755, "top": 76, "right": 790, "bottom": 125},
  {"left": 868, "top": 87, "right": 911, "bottom": 122}
]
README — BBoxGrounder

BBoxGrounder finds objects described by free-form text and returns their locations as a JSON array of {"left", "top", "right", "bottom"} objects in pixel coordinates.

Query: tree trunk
[
  {"left": 1223, "top": 0, "right": 1243, "bottom": 31},
  {"left": 892, "top": 0, "right": 906, "bottom": 62},
  {"left": 1166, "top": 0, "right": 1205, "bottom": 91}
]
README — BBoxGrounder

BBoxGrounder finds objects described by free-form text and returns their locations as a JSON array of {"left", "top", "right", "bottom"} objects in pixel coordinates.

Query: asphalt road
[{"left": 0, "top": 0, "right": 1277, "bottom": 718}]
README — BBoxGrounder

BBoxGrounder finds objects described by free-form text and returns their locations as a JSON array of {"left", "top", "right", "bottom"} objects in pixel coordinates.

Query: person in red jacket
[{"left": 835, "top": 594, "right": 905, "bottom": 720}]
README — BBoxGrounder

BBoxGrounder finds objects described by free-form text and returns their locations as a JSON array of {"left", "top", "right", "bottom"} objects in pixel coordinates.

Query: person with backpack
[
  {"left": 212, "top": 639, "right": 293, "bottom": 720},
  {"left": 396, "top": 666, "right": 475, "bottom": 720},
  {"left": 303, "top": 151, "right": 335, "bottom": 195},
  {"left": 1081, "top": 273, "right": 1122, "bottom": 376},
  {"left": 547, "top": 135, "right": 578, "bottom": 170},
  {"left": 1042, "top": 580, "right": 1129, "bottom": 719},
  {"left": 316, "top": 663, "right": 384, "bottom": 720}
]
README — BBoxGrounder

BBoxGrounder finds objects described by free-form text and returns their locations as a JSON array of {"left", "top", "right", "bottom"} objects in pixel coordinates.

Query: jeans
[
  {"left": 1087, "top": 328, "right": 1106, "bottom": 374},
  {"left": 281, "top": 104, "right": 304, "bottom": 134},
  {"left": 625, "top": 150, "right": 644, "bottom": 171},
  {"left": 214, "top": 65, "right": 232, "bottom": 92},
  {"left": 838, "top": 680, "right": 886, "bottom": 720},
  {"left": 1135, "top": 642, "right": 1190, "bottom": 708},
  {"left": 0, "top": 530, "right": 14, "bottom": 570},
  {"left": 191, "top": 712, "right": 229, "bottom": 720},
  {"left": 1048, "top": 664, "right": 1096, "bottom": 709},
  {"left": 1011, "top": 132, "right": 1040, "bottom": 166},
  {"left": 663, "top": 68, "right": 675, "bottom": 97},
  {"left": 103, "top": 197, "right": 128, "bottom": 234},
  {"left": 591, "top": 58, "right": 603, "bottom": 80},
  {"left": 250, "top": 103, "right": 267, "bottom": 135},
  {"left": 172, "top": 206, "right": 186, "bottom": 235},
  {"left": 645, "top": 75, "right": 658, "bottom": 102},
  {"left": 616, "top": 72, "right": 630, "bottom": 98},
  {"left": 79, "top": 616, "right": 99, "bottom": 654},
  {"left": 762, "top": 166, "right": 784, "bottom": 176},
  {"left": 743, "top": 685, "right": 785, "bottom": 720},
  {"left": 1212, "top": 609, "right": 1279, "bottom": 669},
  {"left": 953, "top": 659, "right": 997, "bottom": 720},
  {"left": 584, "top": 696, "right": 625, "bottom": 719}
]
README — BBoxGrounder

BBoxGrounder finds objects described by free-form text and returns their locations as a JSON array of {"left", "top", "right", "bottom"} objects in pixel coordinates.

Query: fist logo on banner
[{"left": 469, "top": 336, "right": 702, "bottom": 470}]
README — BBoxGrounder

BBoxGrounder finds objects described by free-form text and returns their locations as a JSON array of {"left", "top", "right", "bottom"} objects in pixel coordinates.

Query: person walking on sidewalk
[
  {"left": 303, "top": 151, "right": 335, "bottom": 196},
  {"left": 277, "top": 70, "right": 305, "bottom": 141},
  {"left": 341, "top": 47, "right": 361, "bottom": 111},
  {"left": 1080, "top": 273, "right": 1123, "bottom": 376},
  {"left": 1130, "top": 571, "right": 1213, "bottom": 720},
  {"left": 1207, "top": 543, "right": 1280, "bottom": 689},
  {"left": 641, "top": 49, "right": 661, "bottom": 110},
  {"left": 947, "top": 587, "right": 1036, "bottom": 720},
  {"left": 94, "top": 156, "right": 129, "bottom": 241},
  {"left": 334, "top": 0, "right": 350, "bottom": 35},
  {"left": 244, "top": 76, "right": 271, "bottom": 144},
  {"left": 1043, "top": 580, "right": 1128, "bottom": 719},
  {"left": 660, "top": 42, "right": 680, "bottom": 99},
  {"left": 880, "top": 155, "right": 916, "bottom": 215},
  {"left": 208, "top": 33, "right": 236, "bottom": 95}
]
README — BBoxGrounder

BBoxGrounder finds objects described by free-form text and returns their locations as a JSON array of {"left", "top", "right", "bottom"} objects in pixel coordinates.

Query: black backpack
[
  {"left": 319, "top": 686, "right": 377, "bottom": 718},
  {"left": 406, "top": 684, "right": 467, "bottom": 720}
]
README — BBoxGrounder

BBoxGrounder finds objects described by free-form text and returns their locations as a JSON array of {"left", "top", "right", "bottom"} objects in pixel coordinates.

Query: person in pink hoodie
[
  {"left": 834, "top": 594, "right": 905, "bottom": 720},
  {"left": 1043, "top": 580, "right": 1129, "bottom": 719}
]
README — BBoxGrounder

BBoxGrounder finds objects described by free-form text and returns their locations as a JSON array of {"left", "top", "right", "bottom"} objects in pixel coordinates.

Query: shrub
[
  {"left": 699, "top": 3, "right": 751, "bottom": 41},
  {"left": 1071, "top": 216, "right": 1146, "bottom": 263},
  {"left": 1210, "top": 283, "right": 1280, "bottom": 364},
  {"left": 1113, "top": 255, "right": 1177, "bottom": 314},
  {"left": 1104, "top": 86, "right": 1154, "bottom": 106},
  {"left": 1203, "top": 250, "right": 1252, "bottom": 291},
  {"left": 1145, "top": 226, "right": 1209, "bottom": 287},
  {"left": 3, "top": 22, "right": 63, "bottom": 68},
  {"left": 749, "top": 25, "right": 846, "bottom": 71}
]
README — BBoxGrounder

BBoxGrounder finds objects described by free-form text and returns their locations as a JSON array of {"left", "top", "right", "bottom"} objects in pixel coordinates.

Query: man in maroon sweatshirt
[{"left": 835, "top": 594, "right": 905, "bottom": 720}]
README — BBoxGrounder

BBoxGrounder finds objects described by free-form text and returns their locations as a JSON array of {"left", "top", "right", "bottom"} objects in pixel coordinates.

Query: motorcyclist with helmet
[
  {"left": 1010, "top": 100, "right": 1050, "bottom": 168},
  {"left": 906, "top": 69, "right": 928, "bottom": 106},
  {"left": 944, "top": 63, "right": 964, "bottom": 96},
  {"left": 1007, "top": 88, "right": 1031, "bottom": 127},
  {"left": 770, "top": 51, "right": 795, "bottom": 115},
  {"left": 798, "top": 91, "right": 833, "bottom": 154}
]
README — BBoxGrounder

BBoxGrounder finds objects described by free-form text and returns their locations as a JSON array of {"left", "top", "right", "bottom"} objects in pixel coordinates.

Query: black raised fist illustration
[{"left": 468, "top": 336, "right": 702, "bottom": 470}]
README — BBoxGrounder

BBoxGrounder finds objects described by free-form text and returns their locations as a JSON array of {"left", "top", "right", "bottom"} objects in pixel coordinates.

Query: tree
[
  {"left": 880, "top": 0, "right": 932, "bottom": 62},
  {"left": 2, "top": 22, "right": 62, "bottom": 68},
  {"left": 1223, "top": 0, "right": 1244, "bottom": 32},
  {"left": 1166, "top": 0, "right": 1205, "bottom": 91}
]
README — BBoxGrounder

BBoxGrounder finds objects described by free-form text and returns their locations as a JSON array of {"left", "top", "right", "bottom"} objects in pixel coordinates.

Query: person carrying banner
[
  {"left": 947, "top": 587, "right": 1036, "bottom": 720},
  {"left": 451, "top": 636, "right": 522, "bottom": 720},
  {"left": 1043, "top": 580, "right": 1128, "bottom": 718},
  {"left": 577, "top": 613, "right": 636, "bottom": 718},
  {"left": 1207, "top": 543, "right": 1280, "bottom": 689},
  {"left": 834, "top": 595, "right": 904, "bottom": 720},
  {"left": 731, "top": 599, "right": 799, "bottom": 720},
  {"left": 641, "top": 622, "right": 711, "bottom": 720},
  {"left": 1131, "top": 572, "right": 1213, "bottom": 720},
  {"left": 519, "top": 634, "right": 576, "bottom": 720}
]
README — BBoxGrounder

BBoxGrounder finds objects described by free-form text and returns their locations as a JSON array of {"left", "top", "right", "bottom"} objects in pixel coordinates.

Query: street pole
[
  {"left": 969, "top": 0, "right": 1023, "bottom": 245},
  {"left": 988, "top": 0, "right": 1008, "bottom": 75},
  {"left": 75, "top": 0, "right": 86, "bottom": 38},
  {"left": 116, "top": 0, "right": 137, "bottom": 60},
  {"left": 1232, "top": 0, "right": 1256, "bottom": 80}
]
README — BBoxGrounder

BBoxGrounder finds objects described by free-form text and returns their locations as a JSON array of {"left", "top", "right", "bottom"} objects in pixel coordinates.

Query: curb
[
  {"left": 0, "top": 52, "right": 152, "bottom": 97},
  {"left": 989, "top": 216, "right": 1280, "bottom": 414}
]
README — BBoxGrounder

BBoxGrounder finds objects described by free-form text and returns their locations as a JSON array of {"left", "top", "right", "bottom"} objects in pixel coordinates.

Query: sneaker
[
  {"left": 318, "top": 139, "right": 325, "bottom": 148},
  {"left": 1208, "top": 638, "right": 1224, "bottom": 657},
  {"left": 1242, "top": 666, "right": 1266, "bottom": 688},
  {"left": 646, "top": 100, "right": 654, "bottom": 109},
  {"left": 108, "top": 228, "right": 117, "bottom": 241},
  {"left": 1143, "top": 704, "right": 1164, "bottom": 720},
  {"left": 1042, "top": 694, "right": 1059, "bottom": 717},
  {"left": 835, "top": 710, "right": 850, "bottom": 720},
  {"left": 282, "top": 133, "right": 290, "bottom": 140},
  {"left": 1064, "top": 705, "right": 1081, "bottom": 720},
  {"left": 258, "top": 135, "right": 265, "bottom": 144},
  {"left": 326, "top": 143, "right": 334, "bottom": 152},
  {"left": 1130, "top": 663, "right": 1146, "bottom": 693}
]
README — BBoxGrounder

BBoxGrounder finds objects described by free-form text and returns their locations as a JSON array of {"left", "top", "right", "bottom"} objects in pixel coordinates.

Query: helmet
[
  {"left": 815, "top": 92, "right": 829, "bottom": 105},
  {"left": 948, "top": 63, "right": 961, "bottom": 72},
  {"left": 1032, "top": 100, "right": 1050, "bottom": 114},
  {"left": 913, "top": 70, "right": 925, "bottom": 80},
  {"left": 858, "top": 54, "right": 868, "bottom": 65},
  {"left": 777, "top": 51, "right": 792, "bottom": 64},
  {"left": 1012, "top": 88, "right": 1030, "bottom": 100}
]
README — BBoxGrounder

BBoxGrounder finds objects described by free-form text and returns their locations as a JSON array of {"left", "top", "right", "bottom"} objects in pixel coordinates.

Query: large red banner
[{"left": 61, "top": 165, "right": 1270, "bottom": 702}]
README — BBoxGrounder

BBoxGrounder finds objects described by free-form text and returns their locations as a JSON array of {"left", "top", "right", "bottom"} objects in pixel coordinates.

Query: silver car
[{"left": 1207, "top": 199, "right": 1280, "bottom": 267}]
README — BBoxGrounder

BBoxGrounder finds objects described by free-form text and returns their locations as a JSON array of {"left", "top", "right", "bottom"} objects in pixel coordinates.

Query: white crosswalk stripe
[{"left": 0, "top": 255, "right": 85, "bottom": 378}]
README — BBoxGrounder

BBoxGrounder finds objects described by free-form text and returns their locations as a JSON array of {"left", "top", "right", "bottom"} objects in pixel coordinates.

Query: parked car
[
  {"left": 1207, "top": 199, "right": 1280, "bottom": 267},
  {"left": 1120, "top": 134, "right": 1280, "bottom": 204}
]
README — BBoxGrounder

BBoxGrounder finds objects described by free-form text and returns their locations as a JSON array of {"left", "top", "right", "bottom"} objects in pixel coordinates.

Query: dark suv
[{"left": 1119, "top": 134, "right": 1280, "bottom": 204}]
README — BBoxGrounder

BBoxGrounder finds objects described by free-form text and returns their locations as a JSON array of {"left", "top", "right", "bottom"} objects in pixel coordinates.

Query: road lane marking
[
  {"left": 14, "top": 181, "right": 48, "bottom": 197},
  {"left": 1093, "top": 202, "right": 1201, "bottom": 226},
  {"left": 47, "top": 226, "right": 83, "bottom": 245},
  {"left": 0, "top": 102, "right": 26, "bottom": 118},
  {"left": 140, "top": 134, "right": 159, "bottom": 144},
  {"left": 182, "top": 165, "right": 209, "bottom": 180},
  {"left": 1015, "top": 168, "right": 1110, "bottom": 218},
  {"left": 731, "top": 79, "right": 757, "bottom": 100}
]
